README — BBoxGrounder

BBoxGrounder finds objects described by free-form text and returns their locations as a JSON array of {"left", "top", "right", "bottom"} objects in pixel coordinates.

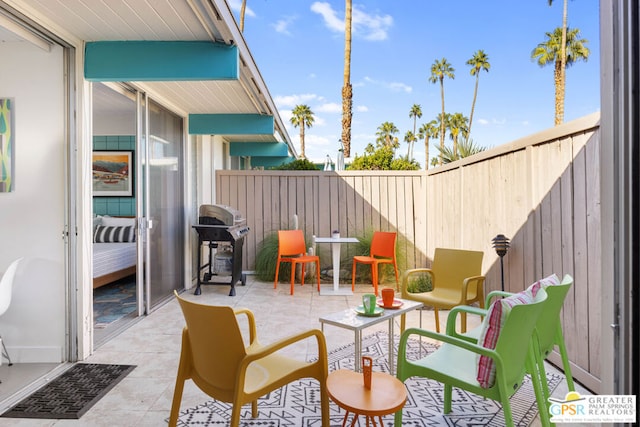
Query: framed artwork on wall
[
  {"left": 0, "top": 98, "right": 15, "bottom": 193},
  {"left": 92, "top": 150, "right": 134, "bottom": 196}
]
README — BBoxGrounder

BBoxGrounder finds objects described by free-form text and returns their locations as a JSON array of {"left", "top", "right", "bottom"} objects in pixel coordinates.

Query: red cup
[
  {"left": 381, "top": 288, "right": 395, "bottom": 307},
  {"left": 362, "top": 356, "right": 372, "bottom": 389}
]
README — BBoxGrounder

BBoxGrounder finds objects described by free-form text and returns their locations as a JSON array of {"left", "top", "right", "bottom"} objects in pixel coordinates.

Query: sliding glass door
[{"left": 137, "top": 96, "right": 185, "bottom": 312}]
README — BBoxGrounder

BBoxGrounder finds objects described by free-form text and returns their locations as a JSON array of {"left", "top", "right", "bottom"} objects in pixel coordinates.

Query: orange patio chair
[
  {"left": 274, "top": 230, "right": 320, "bottom": 295},
  {"left": 351, "top": 231, "right": 399, "bottom": 296}
]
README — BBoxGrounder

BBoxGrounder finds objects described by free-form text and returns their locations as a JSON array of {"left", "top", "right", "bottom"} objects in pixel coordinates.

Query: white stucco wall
[{"left": 0, "top": 41, "right": 67, "bottom": 362}]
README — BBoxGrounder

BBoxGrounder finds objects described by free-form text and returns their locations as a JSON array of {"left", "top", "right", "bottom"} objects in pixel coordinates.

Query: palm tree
[
  {"left": 435, "top": 137, "right": 486, "bottom": 164},
  {"left": 448, "top": 113, "right": 469, "bottom": 158},
  {"left": 290, "top": 105, "right": 314, "bottom": 158},
  {"left": 240, "top": 0, "right": 247, "bottom": 32},
  {"left": 404, "top": 131, "right": 416, "bottom": 159},
  {"left": 418, "top": 120, "right": 438, "bottom": 170},
  {"left": 466, "top": 50, "right": 490, "bottom": 143},
  {"left": 428, "top": 58, "right": 455, "bottom": 157},
  {"left": 532, "top": 27, "right": 589, "bottom": 125},
  {"left": 376, "top": 122, "right": 399, "bottom": 149},
  {"left": 408, "top": 104, "right": 422, "bottom": 160},
  {"left": 341, "top": 0, "right": 353, "bottom": 157},
  {"left": 434, "top": 113, "right": 448, "bottom": 165},
  {"left": 548, "top": 0, "right": 568, "bottom": 123}
]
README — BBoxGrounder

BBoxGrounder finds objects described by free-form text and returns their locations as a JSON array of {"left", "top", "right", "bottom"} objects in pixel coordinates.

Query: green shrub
[
  {"left": 254, "top": 232, "right": 289, "bottom": 282},
  {"left": 405, "top": 272, "right": 432, "bottom": 293},
  {"left": 271, "top": 158, "right": 319, "bottom": 170}
]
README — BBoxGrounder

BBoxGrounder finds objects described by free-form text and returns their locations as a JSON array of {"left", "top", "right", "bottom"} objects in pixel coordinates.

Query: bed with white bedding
[
  {"left": 92, "top": 215, "right": 137, "bottom": 288},
  {"left": 93, "top": 242, "right": 137, "bottom": 288}
]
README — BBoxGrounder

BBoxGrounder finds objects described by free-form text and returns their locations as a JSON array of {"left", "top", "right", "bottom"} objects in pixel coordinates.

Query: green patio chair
[
  {"left": 395, "top": 287, "right": 550, "bottom": 427},
  {"left": 447, "top": 274, "right": 575, "bottom": 413}
]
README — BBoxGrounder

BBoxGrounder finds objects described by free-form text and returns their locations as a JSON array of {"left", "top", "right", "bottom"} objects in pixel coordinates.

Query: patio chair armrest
[
  {"left": 398, "top": 327, "right": 504, "bottom": 371},
  {"left": 401, "top": 268, "right": 434, "bottom": 298},
  {"left": 461, "top": 275, "right": 486, "bottom": 305},
  {"left": 234, "top": 308, "right": 257, "bottom": 344},
  {"left": 445, "top": 305, "right": 488, "bottom": 338},
  {"left": 243, "top": 328, "right": 327, "bottom": 366},
  {"left": 484, "top": 290, "right": 514, "bottom": 308}
]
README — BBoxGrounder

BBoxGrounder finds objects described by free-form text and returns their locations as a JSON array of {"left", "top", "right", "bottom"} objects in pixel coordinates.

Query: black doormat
[{"left": 1, "top": 363, "right": 135, "bottom": 419}]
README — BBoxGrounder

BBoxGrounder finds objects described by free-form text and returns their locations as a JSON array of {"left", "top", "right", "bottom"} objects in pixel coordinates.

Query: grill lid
[{"left": 199, "top": 204, "right": 244, "bottom": 226}]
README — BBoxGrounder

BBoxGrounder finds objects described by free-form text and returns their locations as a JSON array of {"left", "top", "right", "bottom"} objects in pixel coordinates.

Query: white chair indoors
[{"left": 0, "top": 257, "right": 23, "bottom": 366}]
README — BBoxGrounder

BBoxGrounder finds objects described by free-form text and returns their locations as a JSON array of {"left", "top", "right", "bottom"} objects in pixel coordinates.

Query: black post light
[{"left": 492, "top": 234, "right": 510, "bottom": 292}]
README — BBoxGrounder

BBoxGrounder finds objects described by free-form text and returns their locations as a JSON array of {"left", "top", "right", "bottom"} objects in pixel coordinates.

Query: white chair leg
[{"left": 1, "top": 335, "right": 12, "bottom": 366}]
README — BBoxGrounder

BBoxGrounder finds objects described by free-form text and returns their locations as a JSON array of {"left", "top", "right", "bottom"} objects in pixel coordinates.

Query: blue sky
[{"left": 229, "top": 0, "right": 600, "bottom": 166}]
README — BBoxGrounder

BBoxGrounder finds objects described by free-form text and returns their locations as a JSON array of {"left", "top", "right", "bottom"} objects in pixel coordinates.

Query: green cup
[{"left": 362, "top": 293, "right": 377, "bottom": 314}]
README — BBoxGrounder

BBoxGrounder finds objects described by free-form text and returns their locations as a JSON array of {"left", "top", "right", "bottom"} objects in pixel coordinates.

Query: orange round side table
[{"left": 326, "top": 369, "right": 407, "bottom": 427}]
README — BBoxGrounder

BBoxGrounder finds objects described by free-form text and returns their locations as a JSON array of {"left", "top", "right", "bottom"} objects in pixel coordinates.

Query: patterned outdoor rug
[
  {"left": 1, "top": 363, "right": 135, "bottom": 419},
  {"left": 176, "top": 331, "right": 562, "bottom": 426}
]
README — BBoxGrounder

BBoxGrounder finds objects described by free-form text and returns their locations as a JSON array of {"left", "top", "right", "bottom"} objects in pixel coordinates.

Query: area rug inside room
[
  {"left": 176, "top": 331, "right": 561, "bottom": 426},
  {"left": 1, "top": 363, "right": 136, "bottom": 419},
  {"left": 93, "top": 275, "right": 136, "bottom": 328}
]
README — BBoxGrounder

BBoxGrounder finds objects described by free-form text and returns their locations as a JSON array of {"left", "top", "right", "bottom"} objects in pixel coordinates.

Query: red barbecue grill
[{"left": 192, "top": 204, "right": 250, "bottom": 296}]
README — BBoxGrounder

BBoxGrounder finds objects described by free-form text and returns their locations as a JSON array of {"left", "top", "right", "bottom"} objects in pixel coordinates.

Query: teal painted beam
[
  {"left": 85, "top": 41, "right": 238, "bottom": 81},
  {"left": 189, "top": 114, "right": 274, "bottom": 135},
  {"left": 230, "top": 142, "right": 288, "bottom": 157}
]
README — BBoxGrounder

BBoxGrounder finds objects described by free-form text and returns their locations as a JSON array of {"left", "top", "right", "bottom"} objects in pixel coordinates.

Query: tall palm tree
[
  {"left": 404, "top": 131, "right": 416, "bottom": 159},
  {"left": 548, "top": 0, "right": 568, "bottom": 123},
  {"left": 375, "top": 122, "right": 399, "bottom": 149},
  {"left": 418, "top": 120, "right": 438, "bottom": 170},
  {"left": 428, "top": 58, "right": 455, "bottom": 157},
  {"left": 341, "top": 0, "right": 353, "bottom": 157},
  {"left": 532, "top": 27, "right": 589, "bottom": 126},
  {"left": 448, "top": 113, "right": 469, "bottom": 158},
  {"left": 408, "top": 104, "right": 422, "bottom": 160},
  {"left": 434, "top": 113, "right": 449, "bottom": 165},
  {"left": 240, "top": 0, "right": 247, "bottom": 32},
  {"left": 466, "top": 50, "right": 490, "bottom": 143},
  {"left": 290, "top": 105, "right": 314, "bottom": 158}
]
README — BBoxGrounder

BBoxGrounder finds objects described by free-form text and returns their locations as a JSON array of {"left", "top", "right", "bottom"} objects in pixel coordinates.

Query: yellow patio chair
[
  {"left": 400, "top": 248, "right": 485, "bottom": 333},
  {"left": 168, "top": 292, "right": 330, "bottom": 427},
  {"left": 395, "top": 287, "right": 550, "bottom": 427}
]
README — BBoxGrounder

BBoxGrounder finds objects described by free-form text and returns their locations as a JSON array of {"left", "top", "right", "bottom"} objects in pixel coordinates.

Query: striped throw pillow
[
  {"left": 475, "top": 289, "right": 537, "bottom": 388},
  {"left": 94, "top": 225, "right": 136, "bottom": 243},
  {"left": 475, "top": 274, "right": 558, "bottom": 388}
]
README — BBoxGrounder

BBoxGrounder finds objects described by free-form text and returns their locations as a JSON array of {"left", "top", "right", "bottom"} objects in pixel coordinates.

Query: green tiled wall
[{"left": 93, "top": 136, "right": 136, "bottom": 216}]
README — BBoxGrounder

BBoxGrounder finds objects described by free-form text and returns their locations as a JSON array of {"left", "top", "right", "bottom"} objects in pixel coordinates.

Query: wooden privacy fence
[
  {"left": 216, "top": 169, "right": 428, "bottom": 272},
  {"left": 216, "top": 112, "right": 601, "bottom": 392}
]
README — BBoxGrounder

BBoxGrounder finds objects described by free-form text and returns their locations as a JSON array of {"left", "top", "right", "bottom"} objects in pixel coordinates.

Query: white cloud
[
  {"left": 361, "top": 76, "right": 412, "bottom": 93},
  {"left": 310, "top": 2, "right": 343, "bottom": 32},
  {"left": 477, "top": 118, "right": 489, "bottom": 125},
  {"left": 273, "top": 16, "right": 296, "bottom": 35},
  {"left": 310, "top": 2, "right": 393, "bottom": 41},
  {"left": 274, "top": 93, "right": 319, "bottom": 108},
  {"left": 227, "top": 0, "right": 256, "bottom": 18},
  {"left": 356, "top": 105, "right": 369, "bottom": 112},
  {"left": 352, "top": 6, "right": 393, "bottom": 41},
  {"left": 316, "top": 102, "right": 342, "bottom": 113}
]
